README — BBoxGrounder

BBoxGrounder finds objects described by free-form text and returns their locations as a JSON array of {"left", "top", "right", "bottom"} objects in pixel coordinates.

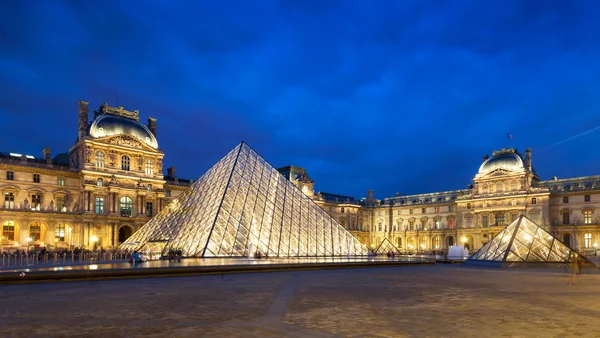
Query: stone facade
[{"left": 0, "top": 101, "right": 188, "bottom": 251}]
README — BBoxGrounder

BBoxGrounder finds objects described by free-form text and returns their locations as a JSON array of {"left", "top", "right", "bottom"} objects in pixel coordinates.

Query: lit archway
[{"left": 119, "top": 225, "right": 135, "bottom": 244}]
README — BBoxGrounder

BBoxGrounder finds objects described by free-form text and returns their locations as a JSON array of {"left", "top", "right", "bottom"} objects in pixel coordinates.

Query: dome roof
[
  {"left": 478, "top": 152, "right": 524, "bottom": 174},
  {"left": 89, "top": 114, "right": 158, "bottom": 149}
]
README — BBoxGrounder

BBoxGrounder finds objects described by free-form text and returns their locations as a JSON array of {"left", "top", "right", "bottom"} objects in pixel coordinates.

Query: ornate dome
[
  {"left": 89, "top": 114, "right": 158, "bottom": 149},
  {"left": 478, "top": 152, "right": 524, "bottom": 174}
]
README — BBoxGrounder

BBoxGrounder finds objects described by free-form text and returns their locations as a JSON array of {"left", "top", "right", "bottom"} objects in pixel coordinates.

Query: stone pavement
[{"left": 1, "top": 265, "right": 599, "bottom": 337}]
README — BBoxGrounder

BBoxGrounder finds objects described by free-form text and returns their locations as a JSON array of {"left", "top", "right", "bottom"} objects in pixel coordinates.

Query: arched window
[
  {"left": 432, "top": 236, "right": 440, "bottom": 249},
  {"left": 466, "top": 203, "right": 471, "bottom": 209},
  {"left": 97, "top": 178, "right": 103, "bottom": 187},
  {"left": 397, "top": 237, "right": 402, "bottom": 248},
  {"left": 95, "top": 151, "right": 105, "bottom": 168},
  {"left": 562, "top": 233, "right": 572, "bottom": 247},
  {"left": 120, "top": 196, "right": 133, "bottom": 217},
  {"left": 420, "top": 236, "right": 427, "bottom": 249},
  {"left": 29, "top": 222, "right": 41, "bottom": 241},
  {"left": 121, "top": 156, "right": 130, "bottom": 171},
  {"left": 55, "top": 224, "right": 65, "bottom": 241},
  {"left": 2, "top": 220, "right": 15, "bottom": 241},
  {"left": 340, "top": 207, "right": 345, "bottom": 213},
  {"left": 584, "top": 233, "right": 592, "bottom": 248},
  {"left": 145, "top": 158, "right": 153, "bottom": 175}
]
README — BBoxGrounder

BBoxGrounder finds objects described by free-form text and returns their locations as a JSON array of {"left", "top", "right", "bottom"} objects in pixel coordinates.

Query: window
[
  {"left": 147, "top": 184, "right": 152, "bottom": 192},
  {"left": 584, "top": 233, "right": 592, "bottom": 249},
  {"left": 95, "top": 197, "right": 104, "bottom": 214},
  {"left": 435, "top": 206, "right": 440, "bottom": 213},
  {"left": 448, "top": 206, "right": 453, "bottom": 212},
  {"left": 396, "top": 220, "right": 402, "bottom": 231},
  {"left": 495, "top": 213, "right": 504, "bottom": 227},
  {"left": 57, "top": 177, "right": 65, "bottom": 186},
  {"left": 340, "top": 207, "right": 345, "bottom": 213},
  {"left": 563, "top": 196, "right": 569, "bottom": 203},
  {"left": 57, "top": 197, "right": 66, "bottom": 212},
  {"left": 55, "top": 224, "right": 65, "bottom": 241},
  {"left": 340, "top": 219, "right": 346, "bottom": 227},
  {"left": 433, "top": 236, "right": 440, "bottom": 249},
  {"left": 120, "top": 196, "right": 133, "bottom": 217},
  {"left": 397, "top": 237, "right": 402, "bottom": 248},
  {"left": 531, "top": 212, "right": 539, "bottom": 224},
  {"left": 482, "top": 216, "right": 489, "bottom": 228},
  {"left": 4, "top": 192, "right": 15, "bottom": 209},
  {"left": 531, "top": 198, "right": 537, "bottom": 205},
  {"left": 6, "top": 171, "right": 14, "bottom": 180},
  {"left": 397, "top": 210, "right": 401, "bottom": 215},
  {"left": 422, "top": 208, "right": 426, "bottom": 214},
  {"left": 562, "top": 212, "right": 570, "bottom": 225},
  {"left": 145, "top": 158, "right": 153, "bottom": 175},
  {"left": 409, "top": 209, "right": 413, "bottom": 214},
  {"left": 146, "top": 202, "right": 153, "bottom": 217},
  {"left": 29, "top": 222, "right": 41, "bottom": 241},
  {"left": 448, "top": 218, "right": 455, "bottom": 229},
  {"left": 166, "top": 189, "right": 171, "bottom": 197},
  {"left": 466, "top": 203, "right": 471, "bottom": 210},
  {"left": 121, "top": 156, "right": 130, "bottom": 171},
  {"left": 2, "top": 221, "right": 15, "bottom": 240},
  {"left": 585, "top": 194, "right": 591, "bottom": 202},
  {"left": 434, "top": 219, "right": 441, "bottom": 229},
  {"left": 96, "top": 151, "right": 105, "bottom": 168},
  {"left": 378, "top": 222, "right": 383, "bottom": 232},
  {"left": 31, "top": 194, "right": 41, "bottom": 210},
  {"left": 511, "top": 213, "right": 518, "bottom": 222},
  {"left": 409, "top": 220, "right": 414, "bottom": 230},
  {"left": 584, "top": 209, "right": 592, "bottom": 224},
  {"left": 97, "top": 178, "right": 103, "bottom": 187},
  {"left": 33, "top": 174, "right": 40, "bottom": 183},
  {"left": 466, "top": 216, "right": 472, "bottom": 228}
]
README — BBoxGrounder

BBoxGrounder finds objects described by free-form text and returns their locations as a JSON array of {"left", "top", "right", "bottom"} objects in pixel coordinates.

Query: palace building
[{"left": 1, "top": 100, "right": 599, "bottom": 256}]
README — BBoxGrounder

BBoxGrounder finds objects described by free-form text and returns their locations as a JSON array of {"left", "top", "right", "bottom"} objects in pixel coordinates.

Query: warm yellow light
[
  {"left": 91, "top": 236, "right": 98, "bottom": 243},
  {"left": 26, "top": 237, "right": 32, "bottom": 242},
  {"left": 594, "top": 243, "right": 598, "bottom": 248},
  {"left": 461, "top": 236, "right": 467, "bottom": 243}
]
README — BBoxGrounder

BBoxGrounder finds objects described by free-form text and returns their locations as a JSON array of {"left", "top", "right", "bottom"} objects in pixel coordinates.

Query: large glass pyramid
[
  {"left": 374, "top": 238, "right": 401, "bottom": 255},
  {"left": 120, "top": 142, "right": 370, "bottom": 258},
  {"left": 466, "top": 215, "right": 572, "bottom": 265}
]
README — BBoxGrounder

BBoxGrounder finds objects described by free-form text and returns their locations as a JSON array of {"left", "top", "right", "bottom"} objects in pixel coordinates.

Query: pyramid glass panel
[
  {"left": 120, "top": 142, "right": 370, "bottom": 258},
  {"left": 374, "top": 238, "right": 402, "bottom": 255},
  {"left": 465, "top": 215, "right": 574, "bottom": 266}
]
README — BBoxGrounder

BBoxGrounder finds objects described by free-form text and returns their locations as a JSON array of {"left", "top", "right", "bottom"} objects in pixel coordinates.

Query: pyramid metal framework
[
  {"left": 466, "top": 215, "right": 572, "bottom": 265},
  {"left": 120, "top": 142, "right": 370, "bottom": 258},
  {"left": 374, "top": 238, "right": 401, "bottom": 255}
]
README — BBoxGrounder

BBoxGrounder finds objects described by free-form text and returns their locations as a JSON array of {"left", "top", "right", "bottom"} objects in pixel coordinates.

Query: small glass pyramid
[
  {"left": 120, "top": 142, "right": 371, "bottom": 258},
  {"left": 466, "top": 215, "right": 572, "bottom": 264},
  {"left": 374, "top": 238, "right": 401, "bottom": 255}
]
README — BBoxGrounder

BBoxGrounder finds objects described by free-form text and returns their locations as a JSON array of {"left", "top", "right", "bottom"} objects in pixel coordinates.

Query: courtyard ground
[{"left": 1, "top": 265, "right": 599, "bottom": 337}]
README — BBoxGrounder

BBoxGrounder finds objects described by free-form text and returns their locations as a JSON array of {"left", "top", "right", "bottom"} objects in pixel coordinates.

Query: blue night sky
[{"left": 1, "top": 0, "right": 600, "bottom": 199}]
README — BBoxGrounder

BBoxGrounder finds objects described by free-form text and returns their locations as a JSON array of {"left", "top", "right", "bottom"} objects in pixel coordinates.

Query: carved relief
[
  {"left": 156, "top": 159, "right": 163, "bottom": 172},
  {"left": 109, "top": 135, "right": 143, "bottom": 149},
  {"left": 136, "top": 156, "right": 144, "bottom": 171},
  {"left": 85, "top": 146, "right": 92, "bottom": 164},
  {"left": 108, "top": 151, "right": 117, "bottom": 167}
]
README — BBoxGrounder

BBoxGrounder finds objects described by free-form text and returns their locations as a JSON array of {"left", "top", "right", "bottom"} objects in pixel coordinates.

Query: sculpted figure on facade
[
  {"left": 136, "top": 156, "right": 144, "bottom": 171},
  {"left": 108, "top": 151, "right": 117, "bottom": 167},
  {"left": 156, "top": 158, "right": 163, "bottom": 172},
  {"left": 85, "top": 146, "right": 93, "bottom": 164}
]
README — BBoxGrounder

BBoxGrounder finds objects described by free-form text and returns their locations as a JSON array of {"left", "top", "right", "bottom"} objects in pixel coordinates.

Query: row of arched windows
[{"left": 94, "top": 151, "right": 154, "bottom": 175}]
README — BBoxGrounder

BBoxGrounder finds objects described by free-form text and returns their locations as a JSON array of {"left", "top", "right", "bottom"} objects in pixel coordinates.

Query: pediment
[{"left": 95, "top": 135, "right": 158, "bottom": 152}]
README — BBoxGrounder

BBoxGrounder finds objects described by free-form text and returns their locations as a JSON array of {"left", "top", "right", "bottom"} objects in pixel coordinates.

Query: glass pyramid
[
  {"left": 120, "top": 142, "right": 371, "bottom": 258},
  {"left": 374, "top": 238, "right": 401, "bottom": 255},
  {"left": 467, "top": 215, "right": 572, "bottom": 264}
]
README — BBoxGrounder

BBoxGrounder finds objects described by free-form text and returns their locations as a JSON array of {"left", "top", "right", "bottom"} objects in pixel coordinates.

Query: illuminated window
[
  {"left": 495, "top": 213, "right": 504, "bottom": 227},
  {"left": 120, "top": 196, "right": 133, "bottom": 217},
  {"left": 31, "top": 194, "right": 41, "bottom": 210},
  {"left": 432, "top": 236, "right": 440, "bottom": 249},
  {"left": 434, "top": 219, "right": 441, "bottom": 229},
  {"left": 584, "top": 233, "right": 592, "bottom": 249},
  {"left": 482, "top": 215, "right": 489, "bottom": 228},
  {"left": 33, "top": 174, "right": 40, "bottom": 183},
  {"left": 448, "top": 218, "right": 455, "bottom": 229},
  {"left": 29, "top": 222, "right": 41, "bottom": 241},
  {"left": 147, "top": 184, "right": 152, "bottom": 192},
  {"left": 6, "top": 171, "right": 14, "bottom": 180},
  {"left": 4, "top": 192, "right": 15, "bottom": 209},
  {"left": 397, "top": 237, "right": 402, "bottom": 248},
  {"left": 96, "top": 151, "right": 105, "bottom": 168},
  {"left": 57, "top": 177, "right": 65, "bottom": 186},
  {"left": 584, "top": 209, "right": 592, "bottom": 224},
  {"left": 55, "top": 224, "right": 65, "bottom": 241},
  {"left": 97, "top": 178, "right": 103, "bottom": 187},
  {"left": 95, "top": 197, "right": 104, "bottom": 214},
  {"left": 409, "top": 220, "right": 414, "bottom": 230},
  {"left": 57, "top": 197, "right": 66, "bottom": 212},
  {"left": 2, "top": 221, "right": 15, "bottom": 240},
  {"left": 121, "top": 156, "right": 130, "bottom": 171},
  {"left": 145, "top": 159, "right": 153, "bottom": 175}
]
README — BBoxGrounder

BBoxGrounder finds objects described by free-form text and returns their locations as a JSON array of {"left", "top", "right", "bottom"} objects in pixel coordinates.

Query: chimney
[
  {"left": 167, "top": 166, "right": 176, "bottom": 178},
  {"left": 42, "top": 148, "right": 52, "bottom": 163},
  {"left": 78, "top": 100, "right": 89, "bottom": 141},
  {"left": 148, "top": 117, "right": 157, "bottom": 137},
  {"left": 525, "top": 148, "right": 532, "bottom": 171},
  {"left": 366, "top": 190, "right": 375, "bottom": 207}
]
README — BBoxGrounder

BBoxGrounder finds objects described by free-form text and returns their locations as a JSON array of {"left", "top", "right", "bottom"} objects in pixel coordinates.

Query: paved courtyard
[{"left": 1, "top": 265, "right": 599, "bottom": 337}]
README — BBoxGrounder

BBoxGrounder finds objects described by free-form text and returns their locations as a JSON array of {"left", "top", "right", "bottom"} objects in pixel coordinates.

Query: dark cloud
[{"left": 1, "top": 0, "right": 600, "bottom": 199}]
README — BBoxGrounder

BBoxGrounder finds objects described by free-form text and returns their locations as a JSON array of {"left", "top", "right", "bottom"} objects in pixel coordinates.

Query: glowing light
[
  {"left": 461, "top": 237, "right": 467, "bottom": 243},
  {"left": 26, "top": 237, "right": 32, "bottom": 242},
  {"left": 89, "top": 265, "right": 99, "bottom": 270},
  {"left": 91, "top": 236, "right": 98, "bottom": 243}
]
